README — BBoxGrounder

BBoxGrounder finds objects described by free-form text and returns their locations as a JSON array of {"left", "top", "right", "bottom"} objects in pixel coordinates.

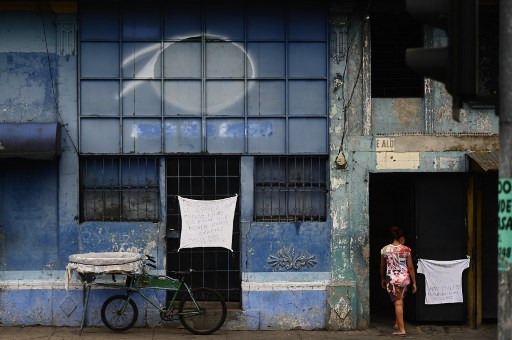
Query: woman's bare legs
[{"left": 393, "top": 299, "right": 406, "bottom": 334}]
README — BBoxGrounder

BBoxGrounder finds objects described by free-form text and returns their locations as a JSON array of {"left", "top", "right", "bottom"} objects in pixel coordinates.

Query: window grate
[
  {"left": 166, "top": 156, "right": 240, "bottom": 303},
  {"left": 80, "top": 156, "right": 159, "bottom": 222},
  {"left": 370, "top": 6, "right": 424, "bottom": 98},
  {"left": 254, "top": 156, "right": 327, "bottom": 222}
]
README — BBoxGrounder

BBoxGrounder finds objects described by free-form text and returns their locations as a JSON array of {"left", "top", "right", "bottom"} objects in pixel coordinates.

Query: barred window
[
  {"left": 371, "top": 4, "right": 424, "bottom": 98},
  {"left": 80, "top": 157, "right": 159, "bottom": 222},
  {"left": 254, "top": 156, "right": 327, "bottom": 222}
]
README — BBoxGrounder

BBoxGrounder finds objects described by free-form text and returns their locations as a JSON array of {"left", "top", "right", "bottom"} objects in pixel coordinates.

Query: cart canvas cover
[{"left": 65, "top": 252, "right": 145, "bottom": 289}]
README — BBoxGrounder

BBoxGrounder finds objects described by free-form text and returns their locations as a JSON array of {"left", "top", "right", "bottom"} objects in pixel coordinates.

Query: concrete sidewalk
[{"left": 0, "top": 322, "right": 497, "bottom": 339}]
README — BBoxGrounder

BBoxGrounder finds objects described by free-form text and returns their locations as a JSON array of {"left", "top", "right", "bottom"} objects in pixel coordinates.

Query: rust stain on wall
[{"left": 392, "top": 98, "right": 422, "bottom": 127}]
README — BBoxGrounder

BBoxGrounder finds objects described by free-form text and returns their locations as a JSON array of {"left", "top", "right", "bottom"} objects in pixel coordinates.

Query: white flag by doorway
[{"left": 178, "top": 195, "right": 237, "bottom": 251}]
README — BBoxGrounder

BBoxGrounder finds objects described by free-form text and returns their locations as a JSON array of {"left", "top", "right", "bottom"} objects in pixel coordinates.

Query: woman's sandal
[{"left": 392, "top": 332, "right": 407, "bottom": 337}]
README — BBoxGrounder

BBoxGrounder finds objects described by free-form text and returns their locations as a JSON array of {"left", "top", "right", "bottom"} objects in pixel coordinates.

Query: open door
[{"left": 370, "top": 173, "right": 469, "bottom": 323}]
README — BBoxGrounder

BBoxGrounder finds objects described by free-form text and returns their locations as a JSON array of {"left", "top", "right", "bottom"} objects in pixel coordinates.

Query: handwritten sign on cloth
[
  {"left": 417, "top": 257, "right": 470, "bottom": 304},
  {"left": 178, "top": 195, "right": 237, "bottom": 251}
]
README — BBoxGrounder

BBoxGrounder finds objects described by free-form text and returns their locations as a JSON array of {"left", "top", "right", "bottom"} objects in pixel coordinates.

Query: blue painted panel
[
  {"left": 289, "top": 118, "right": 327, "bottom": 153},
  {"left": 123, "top": 119, "right": 162, "bottom": 153},
  {"left": 122, "top": 42, "right": 161, "bottom": 78},
  {"left": 289, "top": 43, "right": 326, "bottom": 77},
  {"left": 1, "top": 287, "right": 170, "bottom": 327},
  {"left": 163, "top": 42, "right": 201, "bottom": 78},
  {"left": 164, "top": 5, "right": 201, "bottom": 40},
  {"left": 206, "top": 81, "right": 245, "bottom": 116},
  {"left": 78, "top": 222, "right": 159, "bottom": 257},
  {"left": 58, "top": 223, "right": 80, "bottom": 270},
  {"left": 206, "top": 118, "right": 245, "bottom": 153},
  {"left": 123, "top": 81, "right": 161, "bottom": 116},
  {"left": 288, "top": 6, "right": 327, "bottom": 41},
  {"left": 247, "top": 80, "right": 285, "bottom": 115},
  {"left": 164, "top": 118, "right": 202, "bottom": 152},
  {"left": 248, "top": 118, "right": 285, "bottom": 153},
  {"left": 164, "top": 80, "right": 202, "bottom": 115},
  {"left": 288, "top": 81, "right": 327, "bottom": 116},
  {"left": 247, "top": 6, "right": 285, "bottom": 40},
  {"left": 0, "top": 289, "right": 53, "bottom": 325},
  {"left": 246, "top": 43, "right": 285, "bottom": 77},
  {"left": 0, "top": 53, "right": 57, "bottom": 121},
  {"left": 206, "top": 42, "right": 245, "bottom": 78},
  {"left": 80, "top": 118, "right": 120, "bottom": 153},
  {"left": 80, "top": 80, "right": 120, "bottom": 116},
  {"left": 206, "top": 5, "right": 244, "bottom": 40},
  {"left": 242, "top": 290, "right": 327, "bottom": 329},
  {"left": 81, "top": 42, "right": 119, "bottom": 78},
  {"left": 242, "top": 222, "right": 330, "bottom": 272},
  {"left": 0, "top": 160, "right": 58, "bottom": 270},
  {"left": 123, "top": 7, "right": 161, "bottom": 40},
  {"left": 80, "top": 6, "right": 119, "bottom": 40}
]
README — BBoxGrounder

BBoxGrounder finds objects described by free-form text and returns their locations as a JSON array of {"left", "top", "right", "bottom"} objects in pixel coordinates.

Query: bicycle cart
[{"left": 66, "top": 252, "right": 227, "bottom": 336}]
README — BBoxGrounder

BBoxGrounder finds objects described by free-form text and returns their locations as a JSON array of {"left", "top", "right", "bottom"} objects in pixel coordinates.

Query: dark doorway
[
  {"left": 481, "top": 171, "right": 498, "bottom": 319},
  {"left": 370, "top": 173, "right": 469, "bottom": 323},
  {"left": 166, "top": 156, "right": 241, "bottom": 303}
]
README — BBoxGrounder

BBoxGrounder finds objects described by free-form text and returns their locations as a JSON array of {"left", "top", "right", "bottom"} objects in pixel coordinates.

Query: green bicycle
[{"left": 100, "top": 255, "right": 227, "bottom": 335}]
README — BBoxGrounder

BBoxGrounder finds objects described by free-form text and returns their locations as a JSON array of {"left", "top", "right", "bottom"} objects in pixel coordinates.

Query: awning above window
[
  {"left": 0, "top": 123, "right": 61, "bottom": 160},
  {"left": 467, "top": 150, "right": 499, "bottom": 172}
]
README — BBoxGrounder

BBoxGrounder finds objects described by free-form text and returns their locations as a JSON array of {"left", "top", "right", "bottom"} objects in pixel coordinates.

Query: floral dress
[{"left": 381, "top": 244, "right": 411, "bottom": 300}]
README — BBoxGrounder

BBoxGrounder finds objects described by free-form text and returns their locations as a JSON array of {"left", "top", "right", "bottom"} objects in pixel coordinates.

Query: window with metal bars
[
  {"left": 254, "top": 156, "right": 327, "bottom": 222},
  {"left": 370, "top": 2, "right": 424, "bottom": 98},
  {"left": 80, "top": 157, "right": 159, "bottom": 222}
]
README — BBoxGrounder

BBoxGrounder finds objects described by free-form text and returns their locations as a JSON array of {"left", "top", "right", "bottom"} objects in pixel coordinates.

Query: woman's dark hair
[{"left": 389, "top": 226, "right": 404, "bottom": 240}]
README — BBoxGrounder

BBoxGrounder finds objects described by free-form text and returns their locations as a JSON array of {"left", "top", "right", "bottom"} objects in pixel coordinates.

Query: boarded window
[{"left": 80, "top": 157, "right": 159, "bottom": 221}]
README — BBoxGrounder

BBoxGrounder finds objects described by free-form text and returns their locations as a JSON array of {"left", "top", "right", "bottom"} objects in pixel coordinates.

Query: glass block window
[
  {"left": 79, "top": 1, "right": 328, "bottom": 155},
  {"left": 80, "top": 157, "right": 159, "bottom": 221},
  {"left": 254, "top": 156, "right": 327, "bottom": 222}
]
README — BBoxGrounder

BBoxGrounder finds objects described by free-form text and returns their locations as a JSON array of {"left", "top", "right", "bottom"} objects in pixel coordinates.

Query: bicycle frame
[
  {"left": 76, "top": 255, "right": 227, "bottom": 335},
  {"left": 110, "top": 273, "right": 203, "bottom": 318}
]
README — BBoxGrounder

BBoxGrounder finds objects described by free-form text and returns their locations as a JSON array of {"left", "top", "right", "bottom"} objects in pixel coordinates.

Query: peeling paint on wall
[
  {"left": 392, "top": 98, "right": 422, "bottom": 127},
  {"left": 434, "top": 156, "right": 463, "bottom": 170},
  {"left": 376, "top": 152, "right": 420, "bottom": 170},
  {"left": 331, "top": 177, "right": 347, "bottom": 190}
]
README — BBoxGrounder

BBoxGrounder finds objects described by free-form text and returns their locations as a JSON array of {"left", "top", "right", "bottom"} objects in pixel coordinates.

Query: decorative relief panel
[{"left": 268, "top": 246, "right": 318, "bottom": 270}]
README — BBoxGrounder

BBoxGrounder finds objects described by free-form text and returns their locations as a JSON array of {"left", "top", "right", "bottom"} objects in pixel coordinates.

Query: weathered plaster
[
  {"left": 386, "top": 135, "right": 498, "bottom": 152},
  {"left": 393, "top": 98, "right": 422, "bottom": 127}
]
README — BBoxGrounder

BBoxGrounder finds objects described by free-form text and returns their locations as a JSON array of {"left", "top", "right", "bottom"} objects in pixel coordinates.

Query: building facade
[{"left": 0, "top": 0, "right": 498, "bottom": 330}]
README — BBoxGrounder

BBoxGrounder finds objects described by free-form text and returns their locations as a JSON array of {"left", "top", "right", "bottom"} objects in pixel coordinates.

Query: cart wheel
[
  {"left": 101, "top": 295, "right": 138, "bottom": 331},
  {"left": 178, "top": 287, "right": 227, "bottom": 335}
]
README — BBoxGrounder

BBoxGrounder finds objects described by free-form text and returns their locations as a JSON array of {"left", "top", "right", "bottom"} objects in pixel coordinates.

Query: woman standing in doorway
[{"left": 380, "top": 226, "right": 417, "bottom": 337}]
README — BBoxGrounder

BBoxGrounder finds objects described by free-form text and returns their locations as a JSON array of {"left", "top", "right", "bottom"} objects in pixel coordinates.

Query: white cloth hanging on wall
[
  {"left": 417, "top": 256, "right": 470, "bottom": 305},
  {"left": 178, "top": 195, "right": 237, "bottom": 251}
]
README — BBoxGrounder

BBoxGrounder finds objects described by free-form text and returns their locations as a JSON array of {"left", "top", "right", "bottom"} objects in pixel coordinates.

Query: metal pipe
[{"left": 498, "top": 0, "right": 512, "bottom": 338}]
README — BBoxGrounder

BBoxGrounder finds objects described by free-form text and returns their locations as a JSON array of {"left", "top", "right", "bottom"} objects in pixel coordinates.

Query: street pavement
[{"left": 0, "top": 321, "right": 497, "bottom": 339}]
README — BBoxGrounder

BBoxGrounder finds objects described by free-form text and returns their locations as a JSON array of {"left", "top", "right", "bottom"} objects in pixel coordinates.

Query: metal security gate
[{"left": 166, "top": 156, "right": 240, "bottom": 303}]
